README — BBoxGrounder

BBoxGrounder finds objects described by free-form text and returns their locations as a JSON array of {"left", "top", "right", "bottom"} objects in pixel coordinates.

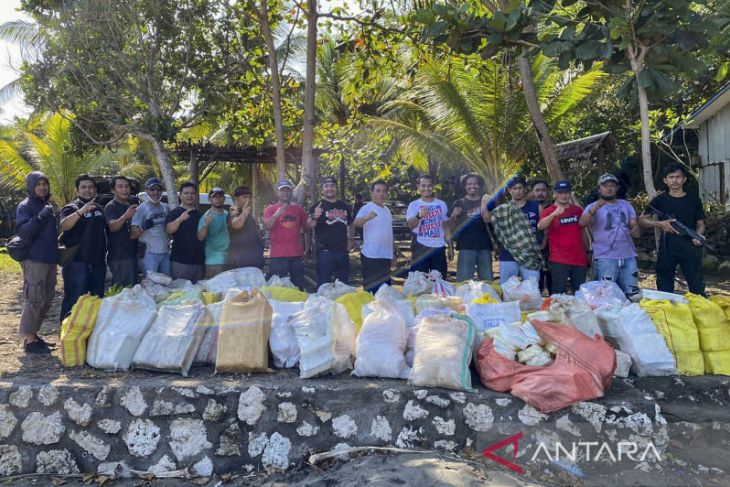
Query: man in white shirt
[
  {"left": 354, "top": 180, "right": 396, "bottom": 293},
  {"left": 406, "top": 175, "right": 450, "bottom": 277}
]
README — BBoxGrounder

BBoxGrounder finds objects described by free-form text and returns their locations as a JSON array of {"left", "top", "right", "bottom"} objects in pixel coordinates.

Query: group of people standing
[{"left": 14, "top": 161, "right": 707, "bottom": 354}]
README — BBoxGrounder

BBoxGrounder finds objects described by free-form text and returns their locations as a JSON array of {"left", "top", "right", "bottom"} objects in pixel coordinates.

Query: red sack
[{"left": 476, "top": 320, "right": 616, "bottom": 413}]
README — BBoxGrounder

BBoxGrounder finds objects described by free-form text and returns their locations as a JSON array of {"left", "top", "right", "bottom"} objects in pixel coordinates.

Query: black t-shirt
[
  {"left": 647, "top": 192, "right": 706, "bottom": 256},
  {"left": 309, "top": 199, "right": 353, "bottom": 252},
  {"left": 227, "top": 215, "right": 264, "bottom": 268},
  {"left": 450, "top": 197, "right": 492, "bottom": 251},
  {"left": 104, "top": 200, "right": 138, "bottom": 261},
  {"left": 60, "top": 199, "right": 107, "bottom": 265},
  {"left": 165, "top": 206, "right": 205, "bottom": 265}
]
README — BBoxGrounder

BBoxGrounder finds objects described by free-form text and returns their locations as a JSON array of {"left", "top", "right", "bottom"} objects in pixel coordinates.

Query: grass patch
[{"left": 0, "top": 251, "right": 21, "bottom": 274}]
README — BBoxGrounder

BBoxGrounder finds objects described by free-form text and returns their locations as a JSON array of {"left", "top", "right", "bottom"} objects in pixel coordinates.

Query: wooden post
[
  {"left": 189, "top": 144, "right": 199, "bottom": 187},
  {"left": 252, "top": 163, "right": 260, "bottom": 220}
]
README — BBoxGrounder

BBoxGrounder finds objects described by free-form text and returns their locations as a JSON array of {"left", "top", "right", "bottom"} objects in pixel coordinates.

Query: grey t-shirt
[{"left": 132, "top": 201, "right": 170, "bottom": 254}]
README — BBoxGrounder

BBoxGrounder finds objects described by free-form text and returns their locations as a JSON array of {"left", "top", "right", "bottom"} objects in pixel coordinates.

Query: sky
[{"left": 0, "top": 0, "right": 33, "bottom": 123}]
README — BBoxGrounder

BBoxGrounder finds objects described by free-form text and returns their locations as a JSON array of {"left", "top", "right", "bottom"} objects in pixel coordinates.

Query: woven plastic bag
[
  {"left": 640, "top": 299, "right": 703, "bottom": 375},
  {"left": 501, "top": 276, "right": 542, "bottom": 311},
  {"left": 133, "top": 302, "right": 206, "bottom": 376},
  {"left": 466, "top": 301, "right": 522, "bottom": 334},
  {"left": 60, "top": 294, "right": 102, "bottom": 367},
  {"left": 548, "top": 294, "right": 603, "bottom": 338},
  {"left": 576, "top": 281, "right": 628, "bottom": 308},
  {"left": 269, "top": 300, "right": 305, "bottom": 368},
  {"left": 710, "top": 296, "right": 730, "bottom": 321},
  {"left": 686, "top": 293, "right": 730, "bottom": 375},
  {"left": 335, "top": 291, "right": 373, "bottom": 333},
  {"left": 193, "top": 302, "right": 224, "bottom": 365},
  {"left": 353, "top": 294, "right": 410, "bottom": 379},
  {"left": 205, "top": 267, "right": 266, "bottom": 295},
  {"left": 428, "top": 270, "right": 455, "bottom": 296},
  {"left": 477, "top": 320, "right": 616, "bottom": 413},
  {"left": 267, "top": 275, "right": 297, "bottom": 288},
  {"left": 596, "top": 303, "right": 676, "bottom": 376},
  {"left": 409, "top": 313, "right": 477, "bottom": 391},
  {"left": 317, "top": 279, "right": 357, "bottom": 300},
  {"left": 86, "top": 286, "right": 158, "bottom": 370},
  {"left": 215, "top": 290, "right": 273, "bottom": 373},
  {"left": 414, "top": 294, "right": 463, "bottom": 314}
]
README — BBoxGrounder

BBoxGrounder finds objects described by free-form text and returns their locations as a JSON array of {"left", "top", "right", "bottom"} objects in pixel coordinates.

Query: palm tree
[
  {"left": 0, "top": 19, "right": 41, "bottom": 106},
  {"left": 0, "top": 112, "right": 152, "bottom": 206},
  {"left": 365, "top": 53, "right": 607, "bottom": 191}
]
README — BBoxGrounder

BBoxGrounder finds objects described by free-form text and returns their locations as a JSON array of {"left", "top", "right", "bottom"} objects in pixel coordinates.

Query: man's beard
[{"left": 600, "top": 194, "right": 616, "bottom": 201}]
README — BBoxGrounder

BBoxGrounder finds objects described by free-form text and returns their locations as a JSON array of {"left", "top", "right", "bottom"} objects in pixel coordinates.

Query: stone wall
[{"left": 0, "top": 373, "right": 726, "bottom": 479}]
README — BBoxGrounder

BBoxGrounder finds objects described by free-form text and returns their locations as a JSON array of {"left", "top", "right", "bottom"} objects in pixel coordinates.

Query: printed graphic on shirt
[
  {"left": 418, "top": 205, "right": 445, "bottom": 238},
  {"left": 324, "top": 208, "right": 349, "bottom": 225},
  {"left": 147, "top": 210, "right": 167, "bottom": 226},
  {"left": 559, "top": 215, "right": 578, "bottom": 225},
  {"left": 601, "top": 205, "right": 631, "bottom": 245},
  {"left": 280, "top": 213, "right": 299, "bottom": 228}
]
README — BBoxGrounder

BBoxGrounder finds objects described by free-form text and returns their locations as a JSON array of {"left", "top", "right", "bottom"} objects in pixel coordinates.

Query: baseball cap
[
  {"left": 208, "top": 187, "right": 225, "bottom": 197},
  {"left": 233, "top": 185, "right": 252, "bottom": 197},
  {"left": 276, "top": 179, "right": 293, "bottom": 190},
  {"left": 146, "top": 177, "right": 164, "bottom": 189},
  {"left": 598, "top": 173, "right": 619, "bottom": 185},
  {"left": 321, "top": 176, "right": 337, "bottom": 186},
  {"left": 507, "top": 175, "right": 527, "bottom": 188},
  {"left": 554, "top": 180, "right": 573, "bottom": 192}
]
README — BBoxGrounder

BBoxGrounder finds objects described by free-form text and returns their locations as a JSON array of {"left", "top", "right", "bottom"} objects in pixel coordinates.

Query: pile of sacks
[{"left": 56, "top": 265, "right": 730, "bottom": 412}]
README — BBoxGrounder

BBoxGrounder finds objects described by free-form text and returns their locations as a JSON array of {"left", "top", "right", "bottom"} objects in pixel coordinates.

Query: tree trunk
[
  {"left": 189, "top": 149, "right": 199, "bottom": 187},
  {"left": 517, "top": 51, "right": 563, "bottom": 183},
  {"left": 255, "top": 0, "right": 287, "bottom": 180},
  {"left": 627, "top": 45, "right": 658, "bottom": 200},
  {"left": 295, "top": 0, "right": 318, "bottom": 205},
  {"left": 151, "top": 138, "right": 179, "bottom": 207}
]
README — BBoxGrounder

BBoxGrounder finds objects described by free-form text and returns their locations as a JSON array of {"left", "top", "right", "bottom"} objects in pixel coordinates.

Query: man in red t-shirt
[
  {"left": 263, "top": 179, "right": 308, "bottom": 290},
  {"left": 537, "top": 180, "right": 588, "bottom": 294}
]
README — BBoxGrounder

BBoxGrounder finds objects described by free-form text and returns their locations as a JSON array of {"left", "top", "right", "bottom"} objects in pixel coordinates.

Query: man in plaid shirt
[{"left": 484, "top": 176, "right": 543, "bottom": 283}]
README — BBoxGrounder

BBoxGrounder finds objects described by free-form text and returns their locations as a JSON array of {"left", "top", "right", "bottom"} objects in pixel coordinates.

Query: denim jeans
[
  {"left": 316, "top": 250, "right": 350, "bottom": 288},
  {"left": 141, "top": 252, "right": 170, "bottom": 278},
  {"left": 61, "top": 262, "right": 105, "bottom": 321},
  {"left": 499, "top": 260, "right": 540, "bottom": 284},
  {"left": 456, "top": 249, "right": 493, "bottom": 282},
  {"left": 594, "top": 257, "right": 640, "bottom": 296}
]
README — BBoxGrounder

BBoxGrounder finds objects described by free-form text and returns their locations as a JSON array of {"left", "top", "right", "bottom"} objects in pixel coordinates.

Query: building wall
[{"left": 698, "top": 103, "right": 730, "bottom": 209}]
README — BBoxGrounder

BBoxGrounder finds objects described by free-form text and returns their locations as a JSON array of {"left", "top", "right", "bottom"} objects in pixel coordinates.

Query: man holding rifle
[{"left": 639, "top": 163, "right": 706, "bottom": 296}]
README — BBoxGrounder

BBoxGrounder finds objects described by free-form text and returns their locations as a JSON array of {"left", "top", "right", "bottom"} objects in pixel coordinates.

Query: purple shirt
[{"left": 585, "top": 199, "right": 637, "bottom": 259}]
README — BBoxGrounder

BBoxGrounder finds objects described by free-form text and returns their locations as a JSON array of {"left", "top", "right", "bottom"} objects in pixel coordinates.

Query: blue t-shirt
[
  {"left": 198, "top": 210, "right": 230, "bottom": 265},
  {"left": 498, "top": 200, "right": 540, "bottom": 262}
]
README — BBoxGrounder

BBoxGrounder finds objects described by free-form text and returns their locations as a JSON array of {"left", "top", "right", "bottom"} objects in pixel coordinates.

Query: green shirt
[{"left": 198, "top": 209, "right": 229, "bottom": 265}]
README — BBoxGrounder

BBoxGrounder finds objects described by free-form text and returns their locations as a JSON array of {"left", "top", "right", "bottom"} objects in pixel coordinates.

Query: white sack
[
  {"left": 269, "top": 300, "right": 305, "bottom": 368},
  {"left": 501, "top": 276, "right": 542, "bottom": 310},
  {"left": 86, "top": 286, "right": 158, "bottom": 370}
]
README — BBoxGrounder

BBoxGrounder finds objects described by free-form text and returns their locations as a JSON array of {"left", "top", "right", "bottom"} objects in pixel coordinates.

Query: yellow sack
[
  {"left": 216, "top": 290, "right": 273, "bottom": 373},
  {"left": 260, "top": 286, "right": 308, "bottom": 302},
  {"left": 686, "top": 293, "right": 730, "bottom": 352},
  {"left": 640, "top": 299, "right": 703, "bottom": 375},
  {"left": 710, "top": 295, "right": 730, "bottom": 320},
  {"left": 60, "top": 294, "right": 102, "bottom": 367},
  {"left": 703, "top": 350, "right": 730, "bottom": 375},
  {"left": 202, "top": 292, "right": 219, "bottom": 305},
  {"left": 335, "top": 291, "right": 373, "bottom": 333}
]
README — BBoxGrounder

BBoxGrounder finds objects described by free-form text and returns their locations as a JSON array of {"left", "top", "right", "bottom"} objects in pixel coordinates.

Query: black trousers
[
  {"left": 656, "top": 248, "right": 705, "bottom": 296},
  {"left": 550, "top": 262, "right": 587, "bottom": 295},
  {"left": 361, "top": 253, "right": 392, "bottom": 294},
  {"left": 409, "top": 240, "right": 447, "bottom": 277}
]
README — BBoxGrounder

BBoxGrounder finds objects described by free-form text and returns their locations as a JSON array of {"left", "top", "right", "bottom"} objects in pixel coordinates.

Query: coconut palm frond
[
  {"left": 0, "top": 139, "right": 33, "bottom": 191},
  {"left": 0, "top": 20, "right": 41, "bottom": 48},
  {"left": 544, "top": 66, "right": 607, "bottom": 124}
]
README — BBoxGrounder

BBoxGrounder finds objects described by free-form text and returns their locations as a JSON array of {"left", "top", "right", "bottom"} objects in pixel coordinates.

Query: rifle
[{"left": 647, "top": 204, "right": 713, "bottom": 250}]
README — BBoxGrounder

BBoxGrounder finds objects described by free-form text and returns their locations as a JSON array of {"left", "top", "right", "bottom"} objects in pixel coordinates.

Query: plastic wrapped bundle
[
  {"left": 549, "top": 294, "right": 603, "bottom": 338},
  {"left": 86, "top": 286, "right": 158, "bottom": 370},
  {"left": 133, "top": 302, "right": 206, "bottom": 376},
  {"left": 403, "top": 271, "right": 433, "bottom": 296},
  {"left": 317, "top": 279, "right": 357, "bottom": 300},
  {"left": 456, "top": 280, "right": 501, "bottom": 303},
  {"left": 409, "top": 314, "right": 477, "bottom": 391},
  {"left": 501, "top": 277, "right": 542, "bottom": 310},
  {"left": 267, "top": 275, "right": 296, "bottom": 288},
  {"left": 205, "top": 267, "right": 266, "bottom": 295},
  {"left": 576, "top": 281, "right": 629, "bottom": 308}
]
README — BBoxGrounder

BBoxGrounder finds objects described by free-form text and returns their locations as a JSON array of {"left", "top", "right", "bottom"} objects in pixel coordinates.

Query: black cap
[
  {"left": 321, "top": 176, "right": 337, "bottom": 186},
  {"left": 208, "top": 187, "right": 225, "bottom": 197},
  {"left": 554, "top": 180, "right": 573, "bottom": 192}
]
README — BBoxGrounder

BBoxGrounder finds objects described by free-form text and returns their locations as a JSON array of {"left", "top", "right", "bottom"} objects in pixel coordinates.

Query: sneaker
[
  {"left": 24, "top": 340, "right": 52, "bottom": 355},
  {"left": 36, "top": 336, "right": 57, "bottom": 349}
]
